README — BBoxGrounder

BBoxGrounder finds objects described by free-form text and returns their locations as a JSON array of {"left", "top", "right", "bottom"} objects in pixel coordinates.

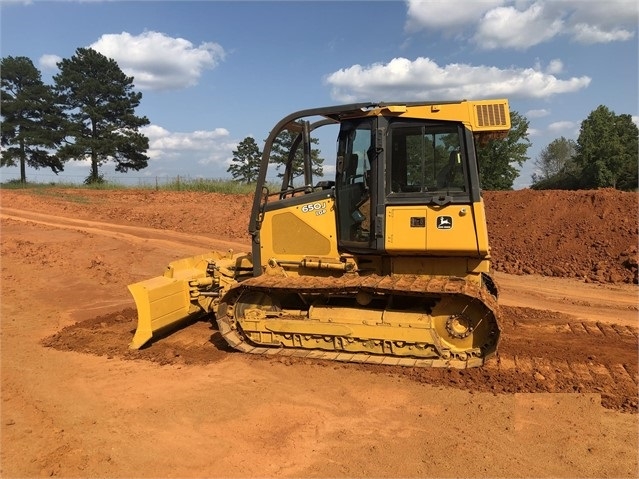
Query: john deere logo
[{"left": 436, "top": 216, "right": 452, "bottom": 229}]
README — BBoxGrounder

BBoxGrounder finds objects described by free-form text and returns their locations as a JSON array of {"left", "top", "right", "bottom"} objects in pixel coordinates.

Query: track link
[{"left": 214, "top": 273, "right": 500, "bottom": 369}]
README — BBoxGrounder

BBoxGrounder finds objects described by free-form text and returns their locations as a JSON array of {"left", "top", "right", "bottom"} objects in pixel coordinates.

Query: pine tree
[
  {"left": 268, "top": 127, "right": 323, "bottom": 184},
  {"left": 54, "top": 48, "right": 150, "bottom": 183},
  {"left": 227, "top": 137, "right": 261, "bottom": 184},
  {"left": 1, "top": 56, "right": 65, "bottom": 182}
]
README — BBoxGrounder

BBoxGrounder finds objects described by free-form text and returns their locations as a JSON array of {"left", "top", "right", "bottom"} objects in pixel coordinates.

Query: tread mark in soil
[{"left": 568, "top": 322, "right": 588, "bottom": 335}]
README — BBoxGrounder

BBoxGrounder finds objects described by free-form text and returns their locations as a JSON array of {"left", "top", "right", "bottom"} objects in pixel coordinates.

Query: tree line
[
  {"left": 3, "top": 50, "right": 635, "bottom": 190},
  {"left": 531, "top": 106, "right": 638, "bottom": 191}
]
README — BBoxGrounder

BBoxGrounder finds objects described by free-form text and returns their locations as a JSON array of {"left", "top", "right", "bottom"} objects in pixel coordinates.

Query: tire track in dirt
[
  {"left": 1, "top": 207, "right": 249, "bottom": 254},
  {"left": 494, "top": 272, "right": 638, "bottom": 326},
  {"left": 485, "top": 315, "right": 638, "bottom": 412},
  {"left": 398, "top": 306, "right": 638, "bottom": 413}
]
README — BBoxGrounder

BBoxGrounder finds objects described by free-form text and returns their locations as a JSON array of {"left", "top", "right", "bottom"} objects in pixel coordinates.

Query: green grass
[
  {"left": 0, "top": 178, "right": 264, "bottom": 195},
  {"left": 157, "top": 178, "right": 258, "bottom": 194}
]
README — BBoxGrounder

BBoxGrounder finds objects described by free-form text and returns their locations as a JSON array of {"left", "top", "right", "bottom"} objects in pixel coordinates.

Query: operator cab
[{"left": 334, "top": 116, "right": 479, "bottom": 253}]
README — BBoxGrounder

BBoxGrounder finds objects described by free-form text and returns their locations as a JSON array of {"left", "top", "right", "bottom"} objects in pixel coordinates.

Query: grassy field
[{"left": 0, "top": 178, "right": 260, "bottom": 194}]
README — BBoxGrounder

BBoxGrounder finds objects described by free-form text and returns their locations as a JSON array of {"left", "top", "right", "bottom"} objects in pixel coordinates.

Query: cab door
[{"left": 335, "top": 118, "right": 378, "bottom": 252}]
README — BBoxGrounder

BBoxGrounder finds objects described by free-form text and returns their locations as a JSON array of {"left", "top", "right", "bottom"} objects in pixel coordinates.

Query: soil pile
[{"left": 484, "top": 189, "right": 638, "bottom": 284}]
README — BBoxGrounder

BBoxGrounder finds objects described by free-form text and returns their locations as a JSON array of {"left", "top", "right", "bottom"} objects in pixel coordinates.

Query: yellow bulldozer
[{"left": 128, "top": 99, "right": 511, "bottom": 368}]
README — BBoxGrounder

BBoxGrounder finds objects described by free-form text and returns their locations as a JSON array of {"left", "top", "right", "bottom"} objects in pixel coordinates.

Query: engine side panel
[{"left": 259, "top": 194, "right": 341, "bottom": 268}]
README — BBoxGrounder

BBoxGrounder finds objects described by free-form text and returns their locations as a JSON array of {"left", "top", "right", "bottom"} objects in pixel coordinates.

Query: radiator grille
[{"left": 475, "top": 103, "right": 507, "bottom": 127}]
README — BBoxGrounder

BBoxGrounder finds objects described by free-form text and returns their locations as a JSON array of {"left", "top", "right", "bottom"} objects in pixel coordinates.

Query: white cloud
[
  {"left": 474, "top": 3, "right": 564, "bottom": 50},
  {"left": 405, "top": 0, "right": 637, "bottom": 49},
  {"left": 404, "top": 0, "right": 503, "bottom": 33},
  {"left": 89, "top": 31, "right": 225, "bottom": 91},
  {"left": 562, "top": 0, "right": 638, "bottom": 30},
  {"left": 526, "top": 108, "right": 551, "bottom": 118},
  {"left": 325, "top": 57, "right": 590, "bottom": 102},
  {"left": 545, "top": 59, "right": 563, "bottom": 75},
  {"left": 544, "top": 1, "right": 637, "bottom": 44},
  {"left": 141, "top": 124, "right": 237, "bottom": 174},
  {"left": 38, "top": 54, "right": 62, "bottom": 71},
  {"left": 547, "top": 120, "right": 576, "bottom": 133},
  {"left": 570, "top": 23, "right": 635, "bottom": 44}
]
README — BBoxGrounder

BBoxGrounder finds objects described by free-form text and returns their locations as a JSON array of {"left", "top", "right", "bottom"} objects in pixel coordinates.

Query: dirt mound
[
  {"left": 484, "top": 189, "right": 638, "bottom": 284},
  {"left": 41, "top": 308, "right": 233, "bottom": 366}
]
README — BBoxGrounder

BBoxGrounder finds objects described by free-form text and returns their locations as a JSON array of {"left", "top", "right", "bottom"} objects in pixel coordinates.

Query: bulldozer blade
[{"left": 128, "top": 275, "right": 202, "bottom": 349}]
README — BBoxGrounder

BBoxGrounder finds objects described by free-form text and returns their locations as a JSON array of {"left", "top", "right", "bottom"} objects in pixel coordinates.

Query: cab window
[{"left": 389, "top": 123, "right": 466, "bottom": 194}]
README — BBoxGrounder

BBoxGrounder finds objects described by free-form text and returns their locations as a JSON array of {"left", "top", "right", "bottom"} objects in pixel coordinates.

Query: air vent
[{"left": 475, "top": 103, "right": 507, "bottom": 127}]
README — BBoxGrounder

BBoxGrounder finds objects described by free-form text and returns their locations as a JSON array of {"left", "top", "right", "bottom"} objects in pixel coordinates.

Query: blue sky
[{"left": 1, "top": 0, "right": 637, "bottom": 188}]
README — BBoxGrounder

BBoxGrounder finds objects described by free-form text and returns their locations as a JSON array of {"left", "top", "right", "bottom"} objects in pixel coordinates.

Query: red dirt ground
[{"left": 1, "top": 187, "right": 638, "bottom": 478}]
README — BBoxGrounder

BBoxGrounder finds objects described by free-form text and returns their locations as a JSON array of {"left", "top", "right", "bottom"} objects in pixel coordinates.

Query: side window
[{"left": 389, "top": 123, "right": 465, "bottom": 194}]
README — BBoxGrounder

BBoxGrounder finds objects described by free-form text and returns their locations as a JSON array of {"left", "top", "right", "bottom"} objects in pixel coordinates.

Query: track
[
  {"left": 4, "top": 206, "right": 636, "bottom": 413},
  {"left": 216, "top": 274, "right": 499, "bottom": 368}
]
